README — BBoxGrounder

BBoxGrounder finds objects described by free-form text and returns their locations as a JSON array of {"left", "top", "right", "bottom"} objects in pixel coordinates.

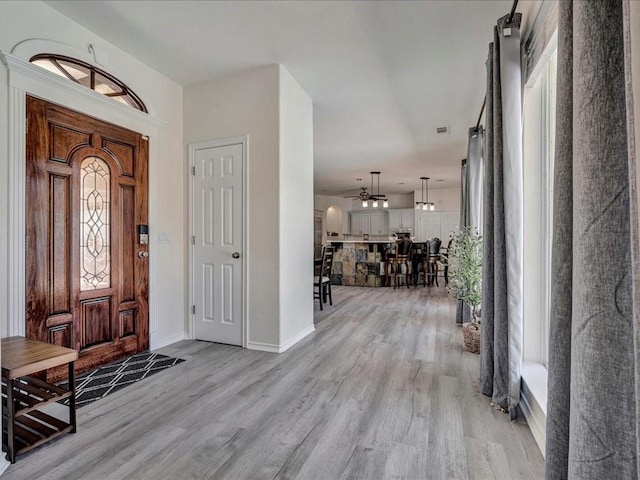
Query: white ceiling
[{"left": 45, "top": 0, "right": 539, "bottom": 196}]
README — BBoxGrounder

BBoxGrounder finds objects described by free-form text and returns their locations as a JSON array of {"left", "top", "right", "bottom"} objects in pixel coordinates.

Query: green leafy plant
[{"left": 449, "top": 226, "right": 482, "bottom": 323}]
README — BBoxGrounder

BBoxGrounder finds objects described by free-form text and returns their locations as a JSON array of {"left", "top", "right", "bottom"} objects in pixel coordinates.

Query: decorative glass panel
[
  {"left": 57, "top": 59, "right": 91, "bottom": 87},
  {"left": 95, "top": 72, "right": 123, "bottom": 95},
  {"left": 29, "top": 54, "right": 147, "bottom": 112},
  {"left": 80, "top": 157, "right": 111, "bottom": 291}
]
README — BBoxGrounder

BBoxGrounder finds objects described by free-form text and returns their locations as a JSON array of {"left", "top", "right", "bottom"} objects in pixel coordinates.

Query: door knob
[
  {"left": 232, "top": 252, "right": 240, "bottom": 259},
  {"left": 138, "top": 251, "right": 149, "bottom": 258}
]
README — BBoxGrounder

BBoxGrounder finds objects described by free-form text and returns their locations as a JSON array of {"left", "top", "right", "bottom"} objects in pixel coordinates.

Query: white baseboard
[
  {"left": 247, "top": 325, "right": 315, "bottom": 354},
  {"left": 246, "top": 340, "right": 280, "bottom": 353},
  {"left": 521, "top": 362, "right": 548, "bottom": 456},
  {"left": 521, "top": 386, "right": 546, "bottom": 455},
  {"left": 279, "top": 325, "right": 315, "bottom": 352},
  {"left": 0, "top": 459, "right": 10, "bottom": 476},
  {"left": 150, "top": 332, "right": 188, "bottom": 351}
]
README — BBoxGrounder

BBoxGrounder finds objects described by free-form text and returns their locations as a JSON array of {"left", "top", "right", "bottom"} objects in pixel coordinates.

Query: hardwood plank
[
  {"left": 2, "top": 286, "right": 544, "bottom": 480},
  {"left": 426, "top": 374, "right": 471, "bottom": 480},
  {"left": 465, "top": 437, "right": 512, "bottom": 480}
]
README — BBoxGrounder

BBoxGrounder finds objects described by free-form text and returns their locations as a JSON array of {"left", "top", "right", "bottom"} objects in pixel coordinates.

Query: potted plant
[{"left": 448, "top": 226, "right": 482, "bottom": 354}]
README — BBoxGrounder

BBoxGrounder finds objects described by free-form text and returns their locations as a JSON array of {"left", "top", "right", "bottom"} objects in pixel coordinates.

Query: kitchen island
[{"left": 328, "top": 240, "right": 394, "bottom": 287}]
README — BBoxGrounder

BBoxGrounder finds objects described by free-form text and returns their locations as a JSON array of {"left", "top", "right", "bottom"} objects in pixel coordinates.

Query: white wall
[
  {"left": 0, "top": 1, "right": 186, "bottom": 348},
  {"left": 314, "top": 195, "right": 353, "bottom": 235},
  {"left": 184, "top": 65, "right": 280, "bottom": 347},
  {"left": 314, "top": 190, "right": 459, "bottom": 240},
  {"left": 413, "top": 187, "right": 461, "bottom": 212},
  {"left": 279, "top": 66, "right": 314, "bottom": 346},
  {"left": 184, "top": 64, "right": 315, "bottom": 351},
  {"left": 314, "top": 192, "right": 414, "bottom": 238},
  {"left": 382, "top": 193, "right": 414, "bottom": 209}
]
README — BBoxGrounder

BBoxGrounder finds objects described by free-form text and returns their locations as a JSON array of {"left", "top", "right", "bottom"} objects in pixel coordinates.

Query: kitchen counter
[
  {"left": 327, "top": 240, "right": 391, "bottom": 287},
  {"left": 328, "top": 239, "right": 394, "bottom": 244}
]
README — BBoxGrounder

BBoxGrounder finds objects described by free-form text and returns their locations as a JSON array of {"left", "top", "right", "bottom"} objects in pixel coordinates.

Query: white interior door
[{"left": 193, "top": 142, "right": 243, "bottom": 345}]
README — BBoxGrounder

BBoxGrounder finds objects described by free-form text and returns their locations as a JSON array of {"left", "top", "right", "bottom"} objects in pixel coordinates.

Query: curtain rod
[
  {"left": 507, "top": 0, "right": 519, "bottom": 25},
  {"left": 475, "top": 97, "right": 486, "bottom": 132},
  {"left": 473, "top": 0, "right": 518, "bottom": 132}
]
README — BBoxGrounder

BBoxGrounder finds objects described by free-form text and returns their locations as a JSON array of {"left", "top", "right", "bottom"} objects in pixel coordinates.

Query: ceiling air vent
[{"left": 436, "top": 126, "right": 450, "bottom": 134}]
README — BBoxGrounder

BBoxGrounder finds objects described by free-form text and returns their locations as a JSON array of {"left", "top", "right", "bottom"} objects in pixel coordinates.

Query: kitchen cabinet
[
  {"left": 388, "top": 209, "right": 415, "bottom": 231},
  {"left": 416, "top": 210, "right": 460, "bottom": 242},
  {"left": 350, "top": 212, "right": 371, "bottom": 234},
  {"left": 349, "top": 211, "right": 388, "bottom": 235},
  {"left": 417, "top": 211, "right": 440, "bottom": 241},
  {"left": 369, "top": 212, "right": 388, "bottom": 235}
]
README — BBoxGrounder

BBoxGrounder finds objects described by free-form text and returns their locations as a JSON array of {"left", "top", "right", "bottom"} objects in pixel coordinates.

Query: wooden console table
[{"left": 1, "top": 337, "right": 78, "bottom": 463}]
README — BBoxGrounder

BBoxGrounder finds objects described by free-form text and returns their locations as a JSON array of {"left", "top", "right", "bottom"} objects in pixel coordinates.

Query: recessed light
[
  {"left": 399, "top": 182, "right": 405, "bottom": 185},
  {"left": 436, "top": 179, "right": 444, "bottom": 182},
  {"left": 356, "top": 178, "right": 362, "bottom": 181}
]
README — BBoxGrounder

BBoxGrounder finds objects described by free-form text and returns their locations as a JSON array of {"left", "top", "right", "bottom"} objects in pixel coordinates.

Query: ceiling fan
[{"left": 343, "top": 171, "right": 388, "bottom": 208}]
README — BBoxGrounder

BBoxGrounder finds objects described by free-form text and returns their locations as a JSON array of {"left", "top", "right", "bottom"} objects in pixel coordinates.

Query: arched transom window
[{"left": 30, "top": 54, "right": 147, "bottom": 112}]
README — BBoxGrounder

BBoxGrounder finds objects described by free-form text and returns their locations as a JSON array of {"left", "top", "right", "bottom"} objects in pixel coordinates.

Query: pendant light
[
  {"left": 369, "top": 171, "right": 388, "bottom": 208},
  {"left": 371, "top": 172, "right": 380, "bottom": 208},
  {"left": 415, "top": 177, "right": 435, "bottom": 211}
]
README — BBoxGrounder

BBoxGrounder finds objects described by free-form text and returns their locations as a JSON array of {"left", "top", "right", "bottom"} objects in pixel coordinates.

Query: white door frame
[
  {"left": 188, "top": 136, "right": 249, "bottom": 347},
  {"left": 1, "top": 48, "right": 163, "bottom": 339}
]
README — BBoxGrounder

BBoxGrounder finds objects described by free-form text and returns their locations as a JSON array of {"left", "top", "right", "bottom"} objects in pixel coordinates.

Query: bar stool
[
  {"left": 383, "top": 245, "right": 394, "bottom": 287},
  {"left": 426, "top": 237, "right": 442, "bottom": 286},
  {"left": 385, "top": 239, "right": 412, "bottom": 289},
  {"left": 411, "top": 242, "right": 428, "bottom": 287}
]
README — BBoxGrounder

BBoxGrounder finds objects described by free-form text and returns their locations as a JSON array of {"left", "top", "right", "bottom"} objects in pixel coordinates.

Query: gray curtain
[
  {"left": 467, "top": 126, "right": 484, "bottom": 235},
  {"left": 457, "top": 159, "right": 471, "bottom": 325},
  {"left": 456, "top": 128, "right": 484, "bottom": 325},
  {"left": 480, "top": 13, "right": 524, "bottom": 419},
  {"left": 460, "top": 158, "right": 469, "bottom": 229},
  {"left": 522, "top": 1, "right": 559, "bottom": 84},
  {"left": 545, "top": 1, "right": 639, "bottom": 478}
]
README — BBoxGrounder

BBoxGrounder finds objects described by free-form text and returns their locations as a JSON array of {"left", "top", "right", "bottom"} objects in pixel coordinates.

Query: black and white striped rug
[{"left": 59, "top": 352, "right": 185, "bottom": 408}]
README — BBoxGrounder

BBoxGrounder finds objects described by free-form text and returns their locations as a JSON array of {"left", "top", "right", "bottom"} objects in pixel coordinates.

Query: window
[
  {"left": 30, "top": 54, "right": 147, "bottom": 112},
  {"left": 541, "top": 51, "right": 557, "bottom": 366},
  {"left": 523, "top": 45, "right": 557, "bottom": 366}
]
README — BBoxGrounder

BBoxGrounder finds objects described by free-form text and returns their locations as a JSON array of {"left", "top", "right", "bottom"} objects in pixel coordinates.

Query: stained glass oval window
[
  {"left": 30, "top": 54, "right": 147, "bottom": 112},
  {"left": 80, "top": 157, "right": 111, "bottom": 291}
]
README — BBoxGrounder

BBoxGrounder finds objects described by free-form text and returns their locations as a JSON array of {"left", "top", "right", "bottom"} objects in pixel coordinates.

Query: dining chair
[
  {"left": 438, "top": 237, "right": 454, "bottom": 284},
  {"left": 314, "top": 246, "right": 335, "bottom": 310}
]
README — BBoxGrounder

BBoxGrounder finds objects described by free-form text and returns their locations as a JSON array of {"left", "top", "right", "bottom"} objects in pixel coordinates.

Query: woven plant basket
[{"left": 462, "top": 322, "right": 481, "bottom": 354}]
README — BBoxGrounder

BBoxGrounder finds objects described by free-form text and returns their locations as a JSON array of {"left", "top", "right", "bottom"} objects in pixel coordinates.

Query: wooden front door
[{"left": 26, "top": 96, "right": 149, "bottom": 380}]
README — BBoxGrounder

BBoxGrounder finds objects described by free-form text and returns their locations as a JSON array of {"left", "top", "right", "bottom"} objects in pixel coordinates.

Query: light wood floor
[{"left": 4, "top": 286, "right": 544, "bottom": 480}]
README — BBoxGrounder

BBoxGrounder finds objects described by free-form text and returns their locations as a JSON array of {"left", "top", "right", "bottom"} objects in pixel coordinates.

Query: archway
[{"left": 325, "top": 205, "right": 343, "bottom": 237}]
